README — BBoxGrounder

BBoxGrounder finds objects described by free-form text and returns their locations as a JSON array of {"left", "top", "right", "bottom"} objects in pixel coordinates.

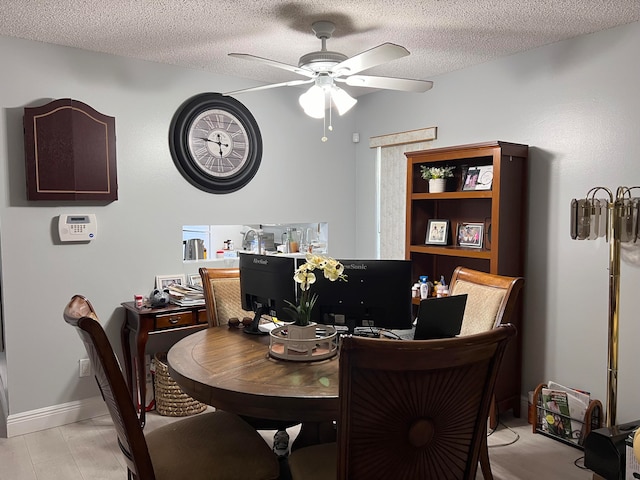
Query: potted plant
[
  {"left": 285, "top": 254, "right": 347, "bottom": 327},
  {"left": 278, "top": 254, "right": 347, "bottom": 353},
  {"left": 420, "top": 165, "right": 455, "bottom": 193}
]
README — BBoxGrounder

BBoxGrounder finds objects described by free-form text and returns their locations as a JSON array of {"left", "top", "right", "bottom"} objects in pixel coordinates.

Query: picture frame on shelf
[
  {"left": 425, "top": 219, "right": 450, "bottom": 245},
  {"left": 462, "top": 165, "right": 493, "bottom": 191},
  {"left": 155, "top": 274, "right": 186, "bottom": 289},
  {"left": 458, "top": 164, "right": 469, "bottom": 191},
  {"left": 187, "top": 273, "right": 203, "bottom": 287},
  {"left": 457, "top": 223, "right": 484, "bottom": 248}
]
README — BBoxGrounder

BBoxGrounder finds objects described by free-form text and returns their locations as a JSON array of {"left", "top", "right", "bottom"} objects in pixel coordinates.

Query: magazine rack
[{"left": 532, "top": 383, "right": 603, "bottom": 450}]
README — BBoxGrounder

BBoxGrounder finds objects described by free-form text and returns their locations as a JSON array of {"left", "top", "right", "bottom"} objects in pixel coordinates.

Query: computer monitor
[
  {"left": 309, "top": 259, "right": 413, "bottom": 331},
  {"left": 239, "top": 253, "right": 297, "bottom": 334}
]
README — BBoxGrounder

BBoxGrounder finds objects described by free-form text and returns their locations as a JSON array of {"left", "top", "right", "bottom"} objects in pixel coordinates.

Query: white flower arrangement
[
  {"left": 420, "top": 165, "right": 455, "bottom": 180},
  {"left": 285, "top": 254, "right": 347, "bottom": 326}
]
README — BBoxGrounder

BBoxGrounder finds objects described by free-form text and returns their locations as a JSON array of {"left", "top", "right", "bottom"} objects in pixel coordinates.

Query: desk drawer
[
  {"left": 196, "top": 309, "right": 208, "bottom": 324},
  {"left": 155, "top": 311, "right": 194, "bottom": 329}
]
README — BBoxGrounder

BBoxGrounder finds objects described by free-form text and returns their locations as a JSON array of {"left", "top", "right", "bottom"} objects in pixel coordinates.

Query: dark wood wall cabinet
[
  {"left": 23, "top": 98, "right": 117, "bottom": 201},
  {"left": 405, "top": 140, "right": 528, "bottom": 422}
]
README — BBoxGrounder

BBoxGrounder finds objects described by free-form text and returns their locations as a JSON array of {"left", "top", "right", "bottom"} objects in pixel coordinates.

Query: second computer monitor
[
  {"left": 309, "top": 259, "right": 413, "bottom": 331},
  {"left": 239, "top": 253, "right": 297, "bottom": 332}
]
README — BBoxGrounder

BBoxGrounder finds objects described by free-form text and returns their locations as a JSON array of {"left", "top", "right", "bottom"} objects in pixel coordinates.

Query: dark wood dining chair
[
  {"left": 63, "top": 294, "right": 280, "bottom": 480},
  {"left": 288, "top": 324, "right": 516, "bottom": 480}
]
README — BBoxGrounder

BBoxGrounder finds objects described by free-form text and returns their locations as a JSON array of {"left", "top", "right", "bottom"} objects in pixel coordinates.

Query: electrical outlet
[{"left": 79, "top": 358, "right": 91, "bottom": 377}]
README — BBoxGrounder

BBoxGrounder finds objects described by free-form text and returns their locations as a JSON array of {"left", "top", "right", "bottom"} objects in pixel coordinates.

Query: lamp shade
[
  {"left": 299, "top": 85, "right": 326, "bottom": 119},
  {"left": 330, "top": 86, "right": 357, "bottom": 115}
]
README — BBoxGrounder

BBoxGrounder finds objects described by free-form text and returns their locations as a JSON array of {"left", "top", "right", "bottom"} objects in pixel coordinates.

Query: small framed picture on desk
[{"left": 156, "top": 274, "right": 186, "bottom": 289}]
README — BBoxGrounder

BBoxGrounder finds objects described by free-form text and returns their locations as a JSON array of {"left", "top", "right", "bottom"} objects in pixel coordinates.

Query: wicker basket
[{"left": 153, "top": 352, "right": 207, "bottom": 417}]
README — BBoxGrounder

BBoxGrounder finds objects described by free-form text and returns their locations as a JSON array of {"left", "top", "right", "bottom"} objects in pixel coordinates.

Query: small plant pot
[{"left": 429, "top": 178, "right": 447, "bottom": 193}]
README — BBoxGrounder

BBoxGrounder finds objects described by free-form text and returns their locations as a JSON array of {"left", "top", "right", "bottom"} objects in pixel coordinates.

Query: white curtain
[{"left": 370, "top": 128, "right": 436, "bottom": 260}]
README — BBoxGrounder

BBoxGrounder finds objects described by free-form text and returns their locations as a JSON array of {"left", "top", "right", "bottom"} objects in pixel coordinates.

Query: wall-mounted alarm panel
[{"left": 58, "top": 214, "right": 97, "bottom": 242}]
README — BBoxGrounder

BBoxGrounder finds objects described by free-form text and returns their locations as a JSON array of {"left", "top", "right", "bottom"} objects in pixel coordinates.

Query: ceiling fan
[{"left": 225, "top": 21, "right": 433, "bottom": 140}]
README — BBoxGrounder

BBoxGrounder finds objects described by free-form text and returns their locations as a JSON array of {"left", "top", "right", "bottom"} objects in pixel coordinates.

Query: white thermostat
[{"left": 58, "top": 214, "right": 97, "bottom": 242}]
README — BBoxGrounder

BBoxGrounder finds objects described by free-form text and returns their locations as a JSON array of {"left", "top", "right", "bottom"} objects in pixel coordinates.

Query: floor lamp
[{"left": 571, "top": 186, "right": 639, "bottom": 427}]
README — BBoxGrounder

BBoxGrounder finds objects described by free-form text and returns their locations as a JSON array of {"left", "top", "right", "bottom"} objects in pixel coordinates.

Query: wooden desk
[
  {"left": 120, "top": 301, "right": 208, "bottom": 426},
  {"left": 167, "top": 326, "right": 339, "bottom": 448}
]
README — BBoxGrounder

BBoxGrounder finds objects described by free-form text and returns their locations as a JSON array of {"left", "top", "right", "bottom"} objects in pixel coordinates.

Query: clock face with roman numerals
[
  {"left": 187, "top": 109, "right": 249, "bottom": 178},
  {"left": 169, "top": 93, "right": 262, "bottom": 194}
]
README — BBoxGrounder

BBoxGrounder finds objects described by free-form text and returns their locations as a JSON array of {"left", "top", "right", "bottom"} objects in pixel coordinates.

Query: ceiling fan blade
[
  {"left": 343, "top": 75, "right": 433, "bottom": 92},
  {"left": 229, "top": 53, "right": 315, "bottom": 78},
  {"left": 333, "top": 43, "right": 409, "bottom": 76},
  {"left": 225, "top": 79, "right": 313, "bottom": 96}
]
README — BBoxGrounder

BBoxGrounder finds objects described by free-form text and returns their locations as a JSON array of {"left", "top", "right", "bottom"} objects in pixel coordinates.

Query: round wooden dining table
[{"left": 167, "top": 325, "right": 340, "bottom": 448}]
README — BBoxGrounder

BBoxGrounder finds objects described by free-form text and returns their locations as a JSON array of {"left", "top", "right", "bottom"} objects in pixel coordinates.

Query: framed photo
[
  {"left": 425, "top": 219, "right": 450, "bottom": 245},
  {"left": 188, "top": 273, "right": 203, "bottom": 287},
  {"left": 462, "top": 165, "right": 493, "bottom": 191},
  {"left": 155, "top": 274, "right": 186, "bottom": 289},
  {"left": 457, "top": 223, "right": 484, "bottom": 248}
]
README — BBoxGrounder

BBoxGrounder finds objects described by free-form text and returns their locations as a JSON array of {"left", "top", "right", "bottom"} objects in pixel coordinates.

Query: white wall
[
  {"left": 0, "top": 35, "right": 357, "bottom": 421},
  {"left": 354, "top": 22, "right": 640, "bottom": 423}
]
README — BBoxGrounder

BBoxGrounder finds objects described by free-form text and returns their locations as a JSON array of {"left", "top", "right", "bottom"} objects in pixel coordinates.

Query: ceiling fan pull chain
[
  {"left": 321, "top": 89, "right": 331, "bottom": 142},
  {"left": 328, "top": 93, "right": 334, "bottom": 132},
  {"left": 322, "top": 106, "right": 328, "bottom": 142}
]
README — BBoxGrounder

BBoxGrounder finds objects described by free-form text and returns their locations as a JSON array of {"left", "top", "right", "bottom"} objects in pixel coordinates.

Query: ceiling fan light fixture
[
  {"left": 299, "top": 84, "right": 326, "bottom": 119},
  {"left": 330, "top": 86, "right": 357, "bottom": 115},
  {"left": 228, "top": 20, "right": 430, "bottom": 141}
]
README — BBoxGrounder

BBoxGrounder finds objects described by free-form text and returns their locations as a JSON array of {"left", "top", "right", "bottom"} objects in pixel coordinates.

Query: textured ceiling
[{"left": 0, "top": 1, "right": 638, "bottom": 96}]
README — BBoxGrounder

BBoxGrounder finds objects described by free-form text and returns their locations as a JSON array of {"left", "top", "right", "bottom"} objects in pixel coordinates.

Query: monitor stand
[{"left": 243, "top": 306, "right": 269, "bottom": 335}]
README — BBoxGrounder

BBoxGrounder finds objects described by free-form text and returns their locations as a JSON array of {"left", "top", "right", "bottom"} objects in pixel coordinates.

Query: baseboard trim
[
  {"left": 0, "top": 375, "right": 8, "bottom": 438},
  {"left": 2, "top": 394, "right": 531, "bottom": 438},
  {"left": 6, "top": 396, "right": 107, "bottom": 437}
]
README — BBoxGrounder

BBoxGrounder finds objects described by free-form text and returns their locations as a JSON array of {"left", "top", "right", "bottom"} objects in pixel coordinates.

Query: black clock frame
[{"left": 169, "top": 93, "right": 262, "bottom": 194}]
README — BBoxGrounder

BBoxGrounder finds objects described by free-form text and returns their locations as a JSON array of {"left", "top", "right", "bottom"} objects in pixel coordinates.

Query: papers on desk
[
  {"left": 258, "top": 321, "right": 278, "bottom": 333},
  {"left": 168, "top": 284, "right": 205, "bottom": 306}
]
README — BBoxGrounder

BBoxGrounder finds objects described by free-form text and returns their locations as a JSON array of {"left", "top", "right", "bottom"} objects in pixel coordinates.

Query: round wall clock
[{"left": 169, "top": 93, "right": 262, "bottom": 194}]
